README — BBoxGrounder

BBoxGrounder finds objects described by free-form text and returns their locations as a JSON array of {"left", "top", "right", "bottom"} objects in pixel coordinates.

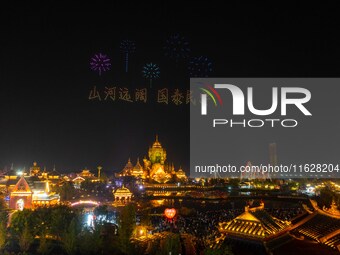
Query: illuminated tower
[
  {"left": 97, "top": 166, "right": 102, "bottom": 179},
  {"left": 269, "top": 143, "right": 278, "bottom": 166},
  {"left": 147, "top": 135, "right": 171, "bottom": 183},
  {"left": 148, "top": 135, "right": 167, "bottom": 165}
]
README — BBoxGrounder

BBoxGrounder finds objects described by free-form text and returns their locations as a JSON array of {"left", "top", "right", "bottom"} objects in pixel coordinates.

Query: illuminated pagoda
[
  {"left": 47, "top": 167, "right": 60, "bottom": 180},
  {"left": 219, "top": 202, "right": 290, "bottom": 240},
  {"left": 148, "top": 135, "right": 167, "bottom": 165},
  {"left": 175, "top": 167, "right": 188, "bottom": 181},
  {"left": 41, "top": 167, "right": 48, "bottom": 179},
  {"left": 115, "top": 136, "right": 187, "bottom": 183},
  {"left": 72, "top": 168, "right": 98, "bottom": 188},
  {"left": 79, "top": 168, "right": 95, "bottom": 178},
  {"left": 145, "top": 136, "right": 186, "bottom": 183},
  {"left": 46, "top": 166, "right": 62, "bottom": 187},
  {"left": 113, "top": 185, "right": 133, "bottom": 204},
  {"left": 131, "top": 158, "right": 145, "bottom": 178},
  {"left": 118, "top": 159, "right": 134, "bottom": 177},
  {"left": 9, "top": 176, "right": 60, "bottom": 210}
]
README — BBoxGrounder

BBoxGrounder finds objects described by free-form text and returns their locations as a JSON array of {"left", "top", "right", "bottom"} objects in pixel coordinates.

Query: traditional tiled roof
[
  {"left": 219, "top": 205, "right": 290, "bottom": 239},
  {"left": 48, "top": 170, "right": 60, "bottom": 176},
  {"left": 132, "top": 158, "right": 144, "bottom": 176}
]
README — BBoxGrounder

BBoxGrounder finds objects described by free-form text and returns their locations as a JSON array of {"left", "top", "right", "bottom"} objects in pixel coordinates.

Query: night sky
[{"left": 0, "top": 2, "right": 339, "bottom": 174}]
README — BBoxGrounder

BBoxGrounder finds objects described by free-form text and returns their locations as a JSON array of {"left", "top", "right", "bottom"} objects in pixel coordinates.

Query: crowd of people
[{"left": 266, "top": 207, "right": 304, "bottom": 221}]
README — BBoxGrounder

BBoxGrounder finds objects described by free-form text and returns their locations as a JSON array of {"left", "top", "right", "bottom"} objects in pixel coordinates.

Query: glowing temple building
[
  {"left": 113, "top": 185, "right": 133, "bottom": 205},
  {"left": 9, "top": 176, "right": 60, "bottom": 210},
  {"left": 175, "top": 168, "right": 187, "bottom": 181},
  {"left": 1, "top": 162, "right": 63, "bottom": 195},
  {"left": 131, "top": 158, "right": 145, "bottom": 178},
  {"left": 72, "top": 168, "right": 100, "bottom": 188},
  {"left": 219, "top": 202, "right": 290, "bottom": 240},
  {"left": 116, "top": 136, "right": 187, "bottom": 183}
]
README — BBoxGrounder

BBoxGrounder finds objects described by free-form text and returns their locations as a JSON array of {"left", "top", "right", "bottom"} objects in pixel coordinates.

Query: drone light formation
[
  {"left": 142, "top": 63, "right": 160, "bottom": 88},
  {"left": 90, "top": 53, "right": 111, "bottom": 76},
  {"left": 188, "top": 56, "right": 213, "bottom": 77},
  {"left": 164, "top": 33, "right": 190, "bottom": 61},
  {"left": 120, "top": 39, "right": 136, "bottom": 73}
]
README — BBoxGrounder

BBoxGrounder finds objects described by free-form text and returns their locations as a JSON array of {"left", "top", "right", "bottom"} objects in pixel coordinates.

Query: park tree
[
  {"left": 58, "top": 181, "right": 76, "bottom": 201},
  {"left": 204, "top": 243, "right": 234, "bottom": 255},
  {"left": 160, "top": 234, "right": 181, "bottom": 255},
  {"left": 0, "top": 197, "right": 6, "bottom": 210},
  {"left": 10, "top": 209, "right": 33, "bottom": 237},
  {"left": 18, "top": 221, "right": 34, "bottom": 252},
  {"left": 50, "top": 205, "right": 76, "bottom": 239},
  {"left": 78, "top": 224, "right": 103, "bottom": 255},
  {"left": 118, "top": 204, "right": 136, "bottom": 254},
  {"left": 62, "top": 217, "right": 79, "bottom": 255},
  {"left": 140, "top": 208, "right": 151, "bottom": 227},
  {"left": 0, "top": 212, "right": 7, "bottom": 250},
  {"left": 37, "top": 230, "right": 52, "bottom": 255},
  {"left": 318, "top": 186, "right": 334, "bottom": 209}
]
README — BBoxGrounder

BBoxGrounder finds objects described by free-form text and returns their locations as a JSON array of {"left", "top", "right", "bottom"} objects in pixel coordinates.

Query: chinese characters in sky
[{"left": 89, "top": 86, "right": 196, "bottom": 105}]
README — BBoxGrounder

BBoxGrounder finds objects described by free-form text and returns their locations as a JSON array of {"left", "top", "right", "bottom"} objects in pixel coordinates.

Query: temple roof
[
  {"left": 152, "top": 135, "right": 162, "bottom": 148},
  {"left": 31, "top": 181, "right": 47, "bottom": 192},
  {"left": 4, "top": 169, "right": 17, "bottom": 177},
  {"left": 133, "top": 158, "right": 143, "bottom": 172},
  {"left": 11, "top": 176, "right": 51, "bottom": 194},
  {"left": 124, "top": 158, "right": 134, "bottom": 169},
  {"left": 48, "top": 170, "right": 60, "bottom": 176},
  {"left": 114, "top": 185, "right": 132, "bottom": 195},
  {"left": 219, "top": 206, "right": 290, "bottom": 239},
  {"left": 235, "top": 211, "right": 261, "bottom": 222}
]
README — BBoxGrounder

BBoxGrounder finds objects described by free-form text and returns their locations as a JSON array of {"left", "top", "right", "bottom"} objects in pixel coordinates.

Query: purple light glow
[{"left": 90, "top": 53, "right": 111, "bottom": 76}]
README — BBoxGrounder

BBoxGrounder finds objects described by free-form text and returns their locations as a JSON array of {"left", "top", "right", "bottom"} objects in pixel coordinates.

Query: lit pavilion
[{"left": 113, "top": 185, "right": 133, "bottom": 204}]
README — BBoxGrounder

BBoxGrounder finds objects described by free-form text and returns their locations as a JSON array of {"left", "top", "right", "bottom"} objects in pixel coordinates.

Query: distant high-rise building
[{"left": 269, "top": 143, "right": 278, "bottom": 166}]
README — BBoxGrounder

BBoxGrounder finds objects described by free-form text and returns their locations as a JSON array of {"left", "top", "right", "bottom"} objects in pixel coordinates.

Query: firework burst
[
  {"left": 164, "top": 33, "right": 190, "bottom": 61},
  {"left": 142, "top": 63, "right": 160, "bottom": 88},
  {"left": 120, "top": 39, "right": 136, "bottom": 73},
  {"left": 90, "top": 53, "right": 111, "bottom": 76},
  {"left": 188, "top": 56, "right": 213, "bottom": 77}
]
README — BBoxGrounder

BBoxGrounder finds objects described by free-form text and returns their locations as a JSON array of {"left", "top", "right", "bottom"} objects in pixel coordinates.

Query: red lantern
[{"left": 164, "top": 208, "right": 176, "bottom": 219}]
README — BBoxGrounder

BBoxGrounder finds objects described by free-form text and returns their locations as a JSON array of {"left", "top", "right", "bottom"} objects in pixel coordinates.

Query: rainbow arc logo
[{"left": 199, "top": 85, "right": 223, "bottom": 107}]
